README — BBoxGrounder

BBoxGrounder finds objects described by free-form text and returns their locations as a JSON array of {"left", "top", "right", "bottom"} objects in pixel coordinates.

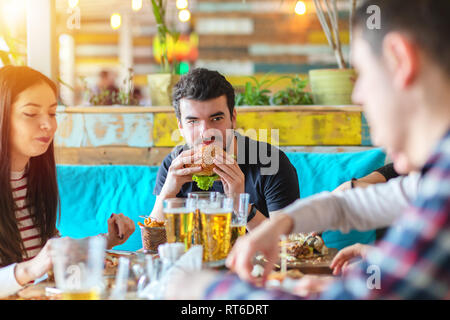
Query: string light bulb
[
  {"left": 176, "top": 0, "right": 188, "bottom": 10},
  {"left": 68, "top": 0, "right": 79, "bottom": 9},
  {"left": 110, "top": 13, "right": 122, "bottom": 30},
  {"left": 295, "top": 1, "right": 307, "bottom": 15},
  {"left": 132, "top": 0, "right": 143, "bottom": 12},
  {"left": 178, "top": 9, "right": 191, "bottom": 22}
]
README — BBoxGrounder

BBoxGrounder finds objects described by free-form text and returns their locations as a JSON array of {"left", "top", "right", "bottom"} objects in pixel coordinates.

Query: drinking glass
[
  {"left": 163, "top": 198, "right": 195, "bottom": 251},
  {"left": 199, "top": 196, "right": 233, "bottom": 266},
  {"left": 230, "top": 193, "right": 250, "bottom": 248},
  {"left": 187, "top": 191, "right": 222, "bottom": 245},
  {"left": 51, "top": 236, "right": 106, "bottom": 300}
]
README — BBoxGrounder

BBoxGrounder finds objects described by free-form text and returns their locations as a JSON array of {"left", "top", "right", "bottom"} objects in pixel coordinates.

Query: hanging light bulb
[
  {"left": 176, "top": 0, "right": 188, "bottom": 10},
  {"left": 68, "top": 0, "right": 79, "bottom": 9},
  {"left": 132, "top": 0, "right": 143, "bottom": 12},
  {"left": 295, "top": 1, "right": 307, "bottom": 15},
  {"left": 110, "top": 13, "right": 122, "bottom": 30},
  {"left": 178, "top": 9, "right": 191, "bottom": 22}
]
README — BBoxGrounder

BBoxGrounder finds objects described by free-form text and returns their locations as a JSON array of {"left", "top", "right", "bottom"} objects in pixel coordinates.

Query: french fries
[{"left": 138, "top": 216, "right": 165, "bottom": 228}]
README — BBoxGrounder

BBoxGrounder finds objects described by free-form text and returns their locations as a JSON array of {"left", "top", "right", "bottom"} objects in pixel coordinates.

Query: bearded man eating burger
[{"left": 150, "top": 68, "right": 300, "bottom": 230}]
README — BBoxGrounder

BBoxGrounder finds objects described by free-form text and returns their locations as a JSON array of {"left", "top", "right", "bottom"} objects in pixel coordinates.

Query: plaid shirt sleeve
[
  {"left": 323, "top": 130, "right": 450, "bottom": 299},
  {"left": 203, "top": 130, "right": 450, "bottom": 300},
  {"left": 204, "top": 273, "right": 301, "bottom": 300}
]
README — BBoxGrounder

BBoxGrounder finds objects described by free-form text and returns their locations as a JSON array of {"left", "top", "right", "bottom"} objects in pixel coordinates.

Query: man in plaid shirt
[
  {"left": 200, "top": 130, "right": 450, "bottom": 300},
  {"left": 165, "top": 0, "right": 450, "bottom": 300}
]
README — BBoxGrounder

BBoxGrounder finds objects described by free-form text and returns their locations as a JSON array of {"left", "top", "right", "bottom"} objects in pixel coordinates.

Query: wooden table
[{"left": 3, "top": 247, "right": 340, "bottom": 300}]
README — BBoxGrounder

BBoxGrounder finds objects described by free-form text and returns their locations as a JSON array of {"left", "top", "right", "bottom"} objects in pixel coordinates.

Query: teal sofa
[{"left": 56, "top": 148, "right": 386, "bottom": 251}]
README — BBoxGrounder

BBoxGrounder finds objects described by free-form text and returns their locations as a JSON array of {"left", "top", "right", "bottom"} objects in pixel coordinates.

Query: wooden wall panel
[
  {"left": 151, "top": 109, "right": 362, "bottom": 147},
  {"left": 55, "top": 113, "right": 155, "bottom": 147},
  {"left": 53, "top": 106, "right": 370, "bottom": 165}
]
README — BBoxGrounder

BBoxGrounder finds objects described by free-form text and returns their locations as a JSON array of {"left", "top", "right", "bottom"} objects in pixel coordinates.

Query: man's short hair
[
  {"left": 353, "top": 0, "right": 450, "bottom": 77},
  {"left": 172, "top": 68, "right": 235, "bottom": 120}
]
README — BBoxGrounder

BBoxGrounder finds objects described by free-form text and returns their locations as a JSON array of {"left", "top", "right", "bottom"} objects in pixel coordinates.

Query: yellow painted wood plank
[
  {"left": 236, "top": 111, "right": 361, "bottom": 146},
  {"left": 153, "top": 111, "right": 362, "bottom": 147},
  {"left": 153, "top": 113, "right": 183, "bottom": 147},
  {"left": 307, "top": 30, "right": 349, "bottom": 45},
  {"left": 74, "top": 33, "right": 118, "bottom": 44},
  {"left": 74, "top": 34, "right": 151, "bottom": 46},
  {"left": 75, "top": 57, "right": 119, "bottom": 65}
]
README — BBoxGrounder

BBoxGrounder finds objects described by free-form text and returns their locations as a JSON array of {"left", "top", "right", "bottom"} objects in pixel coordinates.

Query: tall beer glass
[
  {"left": 187, "top": 192, "right": 221, "bottom": 245},
  {"left": 199, "top": 196, "right": 233, "bottom": 266},
  {"left": 163, "top": 198, "right": 195, "bottom": 251}
]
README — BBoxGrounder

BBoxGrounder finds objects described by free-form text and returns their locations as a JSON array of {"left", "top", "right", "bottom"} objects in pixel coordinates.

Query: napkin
[
  {"left": 138, "top": 244, "right": 203, "bottom": 300},
  {"left": 158, "top": 243, "right": 185, "bottom": 263}
]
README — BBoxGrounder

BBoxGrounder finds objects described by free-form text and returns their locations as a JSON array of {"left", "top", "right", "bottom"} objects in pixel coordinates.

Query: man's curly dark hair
[{"left": 172, "top": 68, "right": 235, "bottom": 120}]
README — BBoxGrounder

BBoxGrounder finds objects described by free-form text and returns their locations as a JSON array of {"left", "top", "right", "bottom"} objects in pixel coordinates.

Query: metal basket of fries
[{"left": 138, "top": 217, "right": 167, "bottom": 252}]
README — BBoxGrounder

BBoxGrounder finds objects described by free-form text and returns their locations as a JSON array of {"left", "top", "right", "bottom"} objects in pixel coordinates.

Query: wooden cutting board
[{"left": 283, "top": 248, "right": 339, "bottom": 275}]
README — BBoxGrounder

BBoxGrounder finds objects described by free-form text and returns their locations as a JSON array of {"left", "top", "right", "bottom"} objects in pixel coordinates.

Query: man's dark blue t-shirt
[{"left": 153, "top": 132, "right": 300, "bottom": 220}]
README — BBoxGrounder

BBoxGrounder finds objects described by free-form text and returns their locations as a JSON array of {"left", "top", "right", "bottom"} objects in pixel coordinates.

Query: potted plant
[
  {"left": 147, "top": 0, "right": 180, "bottom": 106},
  {"left": 235, "top": 75, "right": 284, "bottom": 106},
  {"left": 270, "top": 75, "right": 314, "bottom": 105},
  {"left": 308, "top": 0, "right": 357, "bottom": 105},
  {"left": 234, "top": 74, "right": 313, "bottom": 106}
]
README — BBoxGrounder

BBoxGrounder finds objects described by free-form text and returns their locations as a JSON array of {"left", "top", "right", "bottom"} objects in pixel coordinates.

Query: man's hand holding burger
[
  {"left": 213, "top": 148, "right": 245, "bottom": 196},
  {"left": 151, "top": 149, "right": 203, "bottom": 221},
  {"left": 160, "top": 149, "right": 203, "bottom": 198}
]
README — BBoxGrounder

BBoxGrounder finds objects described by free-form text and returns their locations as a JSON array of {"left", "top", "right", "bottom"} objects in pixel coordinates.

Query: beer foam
[
  {"left": 163, "top": 208, "right": 193, "bottom": 214},
  {"left": 200, "top": 208, "right": 232, "bottom": 215}
]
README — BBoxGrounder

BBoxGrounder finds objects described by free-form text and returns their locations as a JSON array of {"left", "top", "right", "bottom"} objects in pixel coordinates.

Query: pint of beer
[
  {"left": 187, "top": 192, "right": 222, "bottom": 246},
  {"left": 200, "top": 197, "right": 233, "bottom": 264},
  {"left": 163, "top": 198, "right": 195, "bottom": 251},
  {"left": 230, "top": 224, "right": 246, "bottom": 248},
  {"left": 230, "top": 193, "right": 250, "bottom": 248}
]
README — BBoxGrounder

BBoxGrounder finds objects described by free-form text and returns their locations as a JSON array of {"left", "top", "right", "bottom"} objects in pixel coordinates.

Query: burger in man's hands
[{"left": 185, "top": 144, "right": 222, "bottom": 190}]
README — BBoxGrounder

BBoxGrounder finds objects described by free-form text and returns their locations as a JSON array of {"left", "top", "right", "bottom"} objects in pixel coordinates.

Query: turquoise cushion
[
  {"left": 56, "top": 165, "right": 159, "bottom": 251},
  {"left": 286, "top": 148, "right": 386, "bottom": 249},
  {"left": 56, "top": 148, "right": 385, "bottom": 252}
]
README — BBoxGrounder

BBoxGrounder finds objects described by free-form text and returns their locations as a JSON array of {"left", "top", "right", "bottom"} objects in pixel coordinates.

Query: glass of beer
[
  {"left": 199, "top": 195, "right": 233, "bottom": 266},
  {"left": 163, "top": 198, "right": 195, "bottom": 251},
  {"left": 187, "top": 192, "right": 222, "bottom": 246},
  {"left": 230, "top": 193, "right": 250, "bottom": 248},
  {"left": 51, "top": 236, "right": 106, "bottom": 300}
]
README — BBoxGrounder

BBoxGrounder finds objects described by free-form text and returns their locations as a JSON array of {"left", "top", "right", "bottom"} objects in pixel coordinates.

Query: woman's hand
[
  {"left": 14, "top": 239, "right": 54, "bottom": 286},
  {"left": 105, "top": 213, "right": 136, "bottom": 249},
  {"left": 330, "top": 243, "right": 372, "bottom": 276}
]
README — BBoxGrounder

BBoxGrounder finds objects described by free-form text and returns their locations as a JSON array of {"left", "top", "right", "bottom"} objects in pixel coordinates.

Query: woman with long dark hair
[{"left": 0, "top": 66, "right": 135, "bottom": 297}]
